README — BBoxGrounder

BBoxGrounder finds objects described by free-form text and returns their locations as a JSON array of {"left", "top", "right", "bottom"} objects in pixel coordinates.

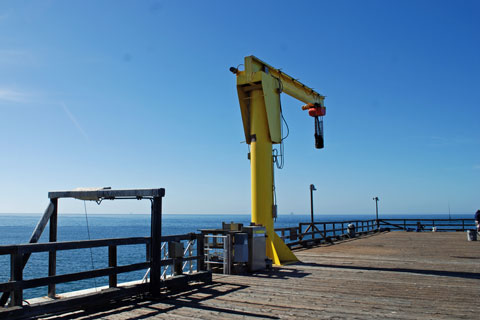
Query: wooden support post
[
  {"left": 108, "top": 245, "right": 117, "bottom": 288},
  {"left": 196, "top": 234, "right": 205, "bottom": 271},
  {"left": 146, "top": 243, "right": 151, "bottom": 262},
  {"left": 150, "top": 196, "right": 163, "bottom": 296},
  {"left": 10, "top": 251, "right": 23, "bottom": 307},
  {"left": 48, "top": 198, "right": 58, "bottom": 298},
  {"left": 323, "top": 223, "right": 326, "bottom": 240},
  {"left": 0, "top": 202, "right": 55, "bottom": 306}
]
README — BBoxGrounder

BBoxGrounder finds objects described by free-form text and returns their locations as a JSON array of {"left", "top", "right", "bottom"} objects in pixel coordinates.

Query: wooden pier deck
[{"left": 43, "top": 231, "right": 480, "bottom": 319}]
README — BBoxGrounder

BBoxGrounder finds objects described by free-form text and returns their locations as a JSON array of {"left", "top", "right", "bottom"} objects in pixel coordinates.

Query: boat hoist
[{"left": 230, "top": 56, "right": 326, "bottom": 265}]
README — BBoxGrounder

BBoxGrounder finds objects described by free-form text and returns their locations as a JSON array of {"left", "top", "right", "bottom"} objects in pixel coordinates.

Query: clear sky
[{"left": 0, "top": 0, "right": 478, "bottom": 216}]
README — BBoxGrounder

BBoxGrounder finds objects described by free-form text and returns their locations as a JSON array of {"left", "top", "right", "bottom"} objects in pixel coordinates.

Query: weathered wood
[
  {"left": 0, "top": 283, "right": 148, "bottom": 320},
  {"left": 196, "top": 234, "right": 205, "bottom": 271},
  {"left": 0, "top": 202, "right": 54, "bottom": 306},
  {"left": 150, "top": 196, "right": 162, "bottom": 296},
  {"left": 48, "top": 188, "right": 165, "bottom": 200},
  {"left": 0, "top": 262, "right": 151, "bottom": 292},
  {"left": 108, "top": 245, "right": 117, "bottom": 287},
  {"left": 10, "top": 252, "right": 22, "bottom": 307},
  {"left": 48, "top": 198, "right": 58, "bottom": 298},
  {"left": 29, "top": 202, "right": 55, "bottom": 244},
  {"left": 0, "top": 237, "right": 150, "bottom": 254},
  {"left": 19, "top": 232, "right": 479, "bottom": 320}
]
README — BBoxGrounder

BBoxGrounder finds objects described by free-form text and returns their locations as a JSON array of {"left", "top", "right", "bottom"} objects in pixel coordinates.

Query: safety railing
[
  {"left": 275, "top": 218, "right": 476, "bottom": 249},
  {"left": 204, "top": 234, "right": 232, "bottom": 275},
  {"left": 276, "top": 219, "right": 379, "bottom": 248},
  {"left": 0, "top": 233, "right": 208, "bottom": 309},
  {"left": 379, "top": 218, "right": 475, "bottom": 232}
]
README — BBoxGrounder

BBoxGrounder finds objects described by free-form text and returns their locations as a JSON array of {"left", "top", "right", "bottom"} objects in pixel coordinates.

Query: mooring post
[
  {"left": 48, "top": 198, "right": 58, "bottom": 298},
  {"left": 150, "top": 193, "right": 164, "bottom": 296}
]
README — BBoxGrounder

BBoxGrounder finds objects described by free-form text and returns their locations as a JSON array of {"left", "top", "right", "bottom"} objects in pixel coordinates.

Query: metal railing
[
  {"left": 379, "top": 218, "right": 475, "bottom": 232},
  {"left": 275, "top": 218, "right": 476, "bottom": 248},
  {"left": 204, "top": 234, "right": 232, "bottom": 274}
]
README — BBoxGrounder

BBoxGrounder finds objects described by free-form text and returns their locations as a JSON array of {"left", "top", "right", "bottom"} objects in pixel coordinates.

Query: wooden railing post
[
  {"left": 323, "top": 223, "right": 326, "bottom": 239},
  {"left": 10, "top": 251, "right": 23, "bottom": 307},
  {"left": 108, "top": 245, "right": 117, "bottom": 287},
  {"left": 150, "top": 194, "right": 163, "bottom": 296},
  {"left": 48, "top": 198, "right": 58, "bottom": 298},
  {"left": 196, "top": 234, "right": 205, "bottom": 271}
]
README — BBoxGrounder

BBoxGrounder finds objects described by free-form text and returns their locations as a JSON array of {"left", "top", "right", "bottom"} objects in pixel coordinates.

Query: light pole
[
  {"left": 310, "top": 184, "right": 316, "bottom": 226},
  {"left": 373, "top": 197, "right": 379, "bottom": 229},
  {"left": 304, "top": 184, "right": 320, "bottom": 235}
]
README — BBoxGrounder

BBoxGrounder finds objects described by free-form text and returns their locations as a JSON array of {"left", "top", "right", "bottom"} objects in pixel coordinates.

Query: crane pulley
[{"left": 302, "top": 103, "right": 326, "bottom": 149}]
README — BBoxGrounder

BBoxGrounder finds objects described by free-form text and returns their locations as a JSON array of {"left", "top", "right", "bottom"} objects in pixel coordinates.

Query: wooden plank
[
  {"left": 0, "top": 284, "right": 148, "bottom": 320},
  {"left": 48, "top": 188, "right": 165, "bottom": 199},
  {"left": 0, "top": 262, "right": 150, "bottom": 292},
  {"left": 0, "top": 237, "right": 150, "bottom": 254},
  {"left": 29, "top": 202, "right": 55, "bottom": 244}
]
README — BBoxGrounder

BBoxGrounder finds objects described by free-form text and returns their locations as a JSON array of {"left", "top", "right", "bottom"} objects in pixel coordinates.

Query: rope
[{"left": 83, "top": 201, "right": 98, "bottom": 291}]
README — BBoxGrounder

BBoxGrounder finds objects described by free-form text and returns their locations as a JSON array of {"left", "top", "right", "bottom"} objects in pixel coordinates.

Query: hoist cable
[{"left": 83, "top": 201, "right": 98, "bottom": 291}]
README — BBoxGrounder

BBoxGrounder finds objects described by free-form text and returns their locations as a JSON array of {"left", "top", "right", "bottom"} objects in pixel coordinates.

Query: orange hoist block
[
  {"left": 302, "top": 103, "right": 326, "bottom": 117},
  {"left": 302, "top": 103, "right": 326, "bottom": 149}
]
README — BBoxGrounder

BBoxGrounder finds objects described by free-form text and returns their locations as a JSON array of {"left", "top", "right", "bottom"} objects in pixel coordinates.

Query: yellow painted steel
[{"left": 234, "top": 56, "right": 325, "bottom": 265}]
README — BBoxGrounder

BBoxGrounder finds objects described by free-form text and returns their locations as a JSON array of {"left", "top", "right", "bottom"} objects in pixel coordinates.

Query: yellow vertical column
[
  {"left": 249, "top": 89, "right": 276, "bottom": 261},
  {"left": 250, "top": 89, "right": 299, "bottom": 265}
]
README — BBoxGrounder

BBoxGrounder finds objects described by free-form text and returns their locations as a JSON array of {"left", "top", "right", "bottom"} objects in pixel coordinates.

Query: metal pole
[
  {"left": 310, "top": 184, "right": 315, "bottom": 226},
  {"left": 373, "top": 197, "right": 379, "bottom": 229}
]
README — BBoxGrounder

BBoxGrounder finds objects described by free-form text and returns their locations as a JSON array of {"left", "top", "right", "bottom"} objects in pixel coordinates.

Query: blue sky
[{"left": 0, "top": 0, "right": 478, "bottom": 216}]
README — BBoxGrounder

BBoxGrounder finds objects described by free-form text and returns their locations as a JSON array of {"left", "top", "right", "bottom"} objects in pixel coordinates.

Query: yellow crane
[{"left": 231, "top": 56, "right": 326, "bottom": 265}]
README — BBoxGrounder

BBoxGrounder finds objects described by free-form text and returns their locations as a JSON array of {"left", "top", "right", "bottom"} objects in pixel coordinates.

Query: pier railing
[
  {"left": 275, "top": 218, "right": 475, "bottom": 248},
  {"left": 0, "top": 233, "right": 209, "bottom": 309},
  {"left": 378, "top": 218, "right": 475, "bottom": 232},
  {"left": 276, "top": 219, "right": 379, "bottom": 248}
]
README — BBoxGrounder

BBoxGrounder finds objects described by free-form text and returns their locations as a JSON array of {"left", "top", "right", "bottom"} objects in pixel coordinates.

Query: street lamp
[
  {"left": 310, "top": 184, "right": 316, "bottom": 226},
  {"left": 304, "top": 184, "right": 320, "bottom": 235},
  {"left": 373, "top": 197, "right": 379, "bottom": 228}
]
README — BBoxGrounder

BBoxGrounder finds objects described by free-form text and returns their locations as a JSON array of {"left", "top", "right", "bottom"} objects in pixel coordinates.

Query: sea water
[{"left": 0, "top": 213, "right": 470, "bottom": 299}]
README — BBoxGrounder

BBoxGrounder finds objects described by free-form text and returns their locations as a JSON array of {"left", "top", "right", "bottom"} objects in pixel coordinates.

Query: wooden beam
[
  {"left": 48, "top": 188, "right": 165, "bottom": 200},
  {"left": 0, "top": 237, "right": 150, "bottom": 255}
]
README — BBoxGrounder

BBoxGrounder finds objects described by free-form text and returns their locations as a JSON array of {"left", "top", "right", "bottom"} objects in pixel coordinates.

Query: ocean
[{"left": 0, "top": 213, "right": 472, "bottom": 300}]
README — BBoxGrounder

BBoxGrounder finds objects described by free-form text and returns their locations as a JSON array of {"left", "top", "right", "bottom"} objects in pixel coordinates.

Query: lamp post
[
  {"left": 304, "top": 184, "right": 319, "bottom": 236},
  {"left": 310, "top": 184, "right": 316, "bottom": 226},
  {"left": 373, "top": 197, "right": 379, "bottom": 229}
]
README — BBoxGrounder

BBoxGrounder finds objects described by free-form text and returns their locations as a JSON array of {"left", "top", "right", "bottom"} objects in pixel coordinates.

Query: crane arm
[{"left": 233, "top": 55, "right": 325, "bottom": 144}]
